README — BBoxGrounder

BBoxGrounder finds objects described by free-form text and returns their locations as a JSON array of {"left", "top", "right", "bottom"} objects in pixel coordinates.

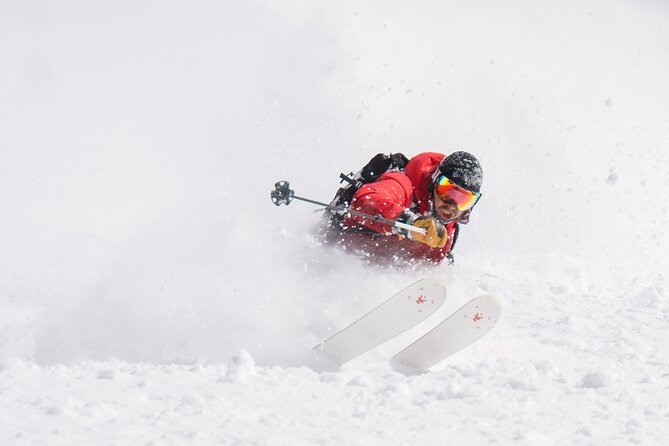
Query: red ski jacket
[{"left": 339, "top": 152, "right": 468, "bottom": 263}]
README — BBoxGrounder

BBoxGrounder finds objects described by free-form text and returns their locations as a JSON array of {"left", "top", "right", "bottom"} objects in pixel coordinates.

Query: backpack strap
[{"left": 449, "top": 223, "right": 460, "bottom": 253}]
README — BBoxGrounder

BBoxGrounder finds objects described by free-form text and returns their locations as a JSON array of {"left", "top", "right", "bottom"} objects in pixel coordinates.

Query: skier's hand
[{"left": 411, "top": 217, "right": 448, "bottom": 249}]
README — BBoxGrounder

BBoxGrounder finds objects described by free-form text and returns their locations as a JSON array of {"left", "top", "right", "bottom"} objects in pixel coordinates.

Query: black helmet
[{"left": 436, "top": 151, "right": 483, "bottom": 193}]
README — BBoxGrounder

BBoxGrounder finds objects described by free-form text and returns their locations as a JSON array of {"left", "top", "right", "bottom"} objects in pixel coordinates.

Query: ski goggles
[{"left": 434, "top": 174, "right": 481, "bottom": 211}]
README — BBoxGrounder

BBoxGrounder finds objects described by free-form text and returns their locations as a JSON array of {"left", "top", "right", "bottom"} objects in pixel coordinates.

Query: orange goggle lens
[{"left": 435, "top": 175, "right": 480, "bottom": 211}]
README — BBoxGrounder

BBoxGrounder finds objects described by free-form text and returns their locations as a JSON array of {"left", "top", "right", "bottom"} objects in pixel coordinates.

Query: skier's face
[{"left": 432, "top": 190, "right": 463, "bottom": 222}]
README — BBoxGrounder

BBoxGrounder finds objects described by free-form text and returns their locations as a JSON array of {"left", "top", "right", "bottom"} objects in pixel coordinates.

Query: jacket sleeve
[{"left": 342, "top": 171, "right": 414, "bottom": 234}]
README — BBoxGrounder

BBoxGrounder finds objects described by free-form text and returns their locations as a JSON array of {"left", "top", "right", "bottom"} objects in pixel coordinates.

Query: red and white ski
[
  {"left": 314, "top": 278, "right": 446, "bottom": 364},
  {"left": 393, "top": 295, "right": 501, "bottom": 370}
]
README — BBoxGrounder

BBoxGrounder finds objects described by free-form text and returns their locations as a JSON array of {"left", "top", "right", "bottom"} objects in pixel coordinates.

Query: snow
[{"left": 1, "top": 0, "right": 669, "bottom": 444}]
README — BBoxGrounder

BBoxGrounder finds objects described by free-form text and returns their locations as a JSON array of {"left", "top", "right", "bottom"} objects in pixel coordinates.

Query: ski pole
[{"left": 270, "top": 180, "right": 426, "bottom": 235}]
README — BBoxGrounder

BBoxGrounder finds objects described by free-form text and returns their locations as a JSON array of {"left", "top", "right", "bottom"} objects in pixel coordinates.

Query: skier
[{"left": 322, "top": 151, "right": 483, "bottom": 264}]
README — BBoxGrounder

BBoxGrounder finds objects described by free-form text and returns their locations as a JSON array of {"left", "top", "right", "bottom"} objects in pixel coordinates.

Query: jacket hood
[{"left": 405, "top": 152, "right": 444, "bottom": 214}]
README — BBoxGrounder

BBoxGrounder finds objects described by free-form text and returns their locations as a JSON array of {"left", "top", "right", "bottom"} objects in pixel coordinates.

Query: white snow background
[{"left": 1, "top": 0, "right": 669, "bottom": 444}]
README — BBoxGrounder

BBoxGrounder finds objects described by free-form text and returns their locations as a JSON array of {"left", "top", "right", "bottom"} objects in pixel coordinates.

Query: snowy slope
[{"left": 1, "top": 0, "right": 668, "bottom": 444}]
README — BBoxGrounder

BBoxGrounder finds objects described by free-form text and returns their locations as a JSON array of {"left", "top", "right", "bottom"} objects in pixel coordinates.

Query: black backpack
[{"left": 330, "top": 152, "right": 410, "bottom": 208}]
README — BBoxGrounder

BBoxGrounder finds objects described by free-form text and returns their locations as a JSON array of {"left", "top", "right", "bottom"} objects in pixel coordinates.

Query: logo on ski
[
  {"left": 472, "top": 313, "right": 483, "bottom": 321},
  {"left": 416, "top": 295, "right": 426, "bottom": 305}
]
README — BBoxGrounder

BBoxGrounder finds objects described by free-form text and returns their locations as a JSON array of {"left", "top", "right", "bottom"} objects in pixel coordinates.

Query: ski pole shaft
[
  {"left": 271, "top": 181, "right": 425, "bottom": 235},
  {"left": 291, "top": 195, "right": 424, "bottom": 234}
]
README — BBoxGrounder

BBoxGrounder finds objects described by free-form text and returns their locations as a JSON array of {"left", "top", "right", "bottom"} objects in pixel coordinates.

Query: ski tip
[
  {"left": 417, "top": 277, "right": 444, "bottom": 286},
  {"left": 413, "top": 277, "right": 447, "bottom": 298},
  {"left": 473, "top": 294, "right": 502, "bottom": 314}
]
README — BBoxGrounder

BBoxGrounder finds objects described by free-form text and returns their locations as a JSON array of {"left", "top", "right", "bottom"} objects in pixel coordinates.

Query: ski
[
  {"left": 392, "top": 295, "right": 501, "bottom": 370},
  {"left": 314, "top": 278, "right": 446, "bottom": 365}
]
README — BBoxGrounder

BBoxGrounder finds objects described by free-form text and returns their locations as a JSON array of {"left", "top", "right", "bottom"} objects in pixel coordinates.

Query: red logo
[
  {"left": 416, "top": 295, "right": 426, "bottom": 305},
  {"left": 473, "top": 313, "right": 483, "bottom": 321}
]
